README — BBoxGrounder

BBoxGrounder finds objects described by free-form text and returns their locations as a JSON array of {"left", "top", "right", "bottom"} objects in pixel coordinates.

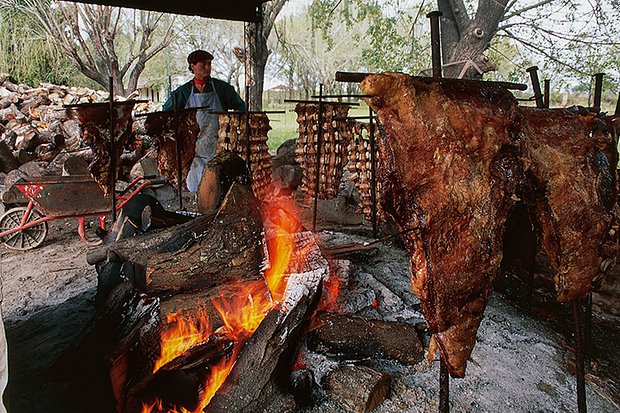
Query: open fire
[{"left": 142, "top": 198, "right": 302, "bottom": 413}]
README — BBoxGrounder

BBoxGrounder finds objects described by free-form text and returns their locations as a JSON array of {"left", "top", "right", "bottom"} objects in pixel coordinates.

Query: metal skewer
[
  {"left": 526, "top": 66, "right": 544, "bottom": 109},
  {"left": 572, "top": 299, "right": 587, "bottom": 413},
  {"left": 369, "top": 105, "right": 378, "bottom": 238},
  {"left": 312, "top": 84, "right": 324, "bottom": 232},
  {"left": 439, "top": 356, "right": 450, "bottom": 413},
  {"left": 427, "top": 11, "right": 443, "bottom": 79},
  {"left": 108, "top": 77, "right": 117, "bottom": 222},
  {"left": 543, "top": 79, "right": 550, "bottom": 108},
  {"left": 592, "top": 73, "right": 604, "bottom": 112},
  {"left": 172, "top": 94, "right": 183, "bottom": 210}
]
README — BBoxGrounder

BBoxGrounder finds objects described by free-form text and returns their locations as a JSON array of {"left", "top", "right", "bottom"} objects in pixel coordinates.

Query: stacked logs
[
  {"left": 346, "top": 121, "right": 385, "bottom": 223},
  {"left": 217, "top": 113, "right": 272, "bottom": 200},
  {"left": 0, "top": 74, "right": 152, "bottom": 203},
  {"left": 294, "top": 103, "right": 352, "bottom": 204}
]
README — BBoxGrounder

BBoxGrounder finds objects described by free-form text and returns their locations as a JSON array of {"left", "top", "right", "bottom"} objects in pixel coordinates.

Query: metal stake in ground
[
  {"left": 526, "top": 66, "right": 544, "bottom": 109},
  {"left": 245, "top": 85, "right": 252, "bottom": 174},
  {"left": 592, "top": 73, "right": 605, "bottom": 112},
  {"left": 172, "top": 94, "right": 183, "bottom": 210},
  {"left": 572, "top": 299, "right": 587, "bottom": 413},
  {"left": 312, "top": 84, "right": 324, "bottom": 232},
  {"left": 108, "top": 76, "right": 117, "bottom": 222},
  {"left": 369, "top": 106, "right": 378, "bottom": 238},
  {"left": 544, "top": 79, "right": 551, "bottom": 108},
  {"left": 439, "top": 356, "right": 450, "bottom": 413},
  {"left": 427, "top": 11, "right": 443, "bottom": 78}
]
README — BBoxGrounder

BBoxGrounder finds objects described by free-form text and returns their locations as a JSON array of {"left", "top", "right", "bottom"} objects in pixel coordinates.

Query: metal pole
[
  {"left": 427, "top": 11, "right": 443, "bottom": 78},
  {"left": 592, "top": 73, "right": 604, "bottom": 112},
  {"left": 312, "top": 83, "right": 324, "bottom": 232},
  {"left": 572, "top": 300, "right": 587, "bottom": 413},
  {"left": 584, "top": 292, "right": 593, "bottom": 352},
  {"left": 245, "top": 85, "right": 252, "bottom": 174},
  {"left": 543, "top": 79, "right": 550, "bottom": 109},
  {"left": 369, "top": 106, "right": 378, "bottom": 238},
  {"left": 172, "top": 94, "right": 183, "bottom": 210},
  {"left": 108, "top": 77, "right": 117, "bottom": 222},
  {"left": 526, "top": 66, "right": 544, "bottom": 109},
  {"left": 439, "top": 356, "right": 450, "bottom": 413},
  {"left": 615, "top": 91, "right": 620, "bottom": 115}
]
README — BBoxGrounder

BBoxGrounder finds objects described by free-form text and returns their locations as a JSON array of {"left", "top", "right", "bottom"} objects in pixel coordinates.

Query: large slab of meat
[
  {"left": 520, "top": 107, "right": 617, "bottom": 302},
  {"left": 66, "top": 101, "right": 136, "bottom": 195},
  {"left": 143, "top": 110, "right": 200, "bottom": 188},
  {"left": 360, "top": 72, "right": 521, "bottom": 377}
]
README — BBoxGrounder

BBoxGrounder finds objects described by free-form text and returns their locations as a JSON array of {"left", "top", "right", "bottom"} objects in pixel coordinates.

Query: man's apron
[{"left": 185, "top": 80, "right": 223, "bottom": 192}]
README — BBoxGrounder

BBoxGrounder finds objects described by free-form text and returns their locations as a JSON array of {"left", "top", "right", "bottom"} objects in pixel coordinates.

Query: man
[{"left": 163, "top": 50, "right": 246, "bottom": 192}]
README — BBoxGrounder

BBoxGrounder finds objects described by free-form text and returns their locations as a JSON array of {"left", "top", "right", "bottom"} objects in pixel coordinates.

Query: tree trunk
[
  {"left": 437, "top": 0, "right": 508, "bottom": 79},
  {"left": 244, "top": 0, "right": 288, "bottom": 111}
]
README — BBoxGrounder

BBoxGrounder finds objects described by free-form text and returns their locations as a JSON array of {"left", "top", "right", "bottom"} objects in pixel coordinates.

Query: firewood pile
[{"left": 0, "top": 74, "right": 111, "bottom": 170}]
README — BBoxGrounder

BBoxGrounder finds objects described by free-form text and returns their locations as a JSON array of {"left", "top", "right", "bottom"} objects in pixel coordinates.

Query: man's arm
[{"left": 216, "top": 81, "right": 247, "bottom": 111}]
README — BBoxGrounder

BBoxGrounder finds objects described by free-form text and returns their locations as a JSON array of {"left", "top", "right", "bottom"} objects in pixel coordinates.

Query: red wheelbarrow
[{"left": 0, "top": 175, "right": 159, "bottom": 250}]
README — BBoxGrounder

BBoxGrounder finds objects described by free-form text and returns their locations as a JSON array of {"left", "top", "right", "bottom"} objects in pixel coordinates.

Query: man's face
[{"left": 191, "top": 60, "right": 212, "bottom": 79}]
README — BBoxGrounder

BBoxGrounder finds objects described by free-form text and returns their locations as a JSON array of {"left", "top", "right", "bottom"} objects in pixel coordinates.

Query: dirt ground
[{"left": 1, "top": 213, "right": 619, "bottom": 413}]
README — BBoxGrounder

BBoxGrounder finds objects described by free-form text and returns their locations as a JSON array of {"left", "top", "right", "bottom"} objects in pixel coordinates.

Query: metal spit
[
  {"left": 108, "top": 77, "right": 117, "bottom": 221},
  {"left": 526, "top": 66, "right": 545, "bottom": 109},
  {"left": 284, "top": 96, "right": 358, "bottom": 232}
]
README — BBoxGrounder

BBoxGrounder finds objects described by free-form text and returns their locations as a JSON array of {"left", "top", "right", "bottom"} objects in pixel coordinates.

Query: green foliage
[
  {"left": 0, "top": 8, "right": 88, "bottom": 86},
  {"left": 308, "top": 0, "right": 431, "bottom": 73}
]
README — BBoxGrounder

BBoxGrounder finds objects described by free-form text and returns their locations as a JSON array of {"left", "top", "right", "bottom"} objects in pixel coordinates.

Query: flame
[
  {"left": 153, "top": 308, "right": 213, "bottom": 373},
  {"left": 212, "top": 281, "right": 273, "bottom": 340},
  {"left": 263, "top": 197, "right": 301, "bottom": 302},
  {"left": 199, "top": 354, "right": 236, "bottom": 409},
  {"left": 145, "top": 198, "right": 301, "bottom": 413}
]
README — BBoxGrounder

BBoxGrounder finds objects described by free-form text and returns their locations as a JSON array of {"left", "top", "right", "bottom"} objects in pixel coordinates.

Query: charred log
[{"left": 308, "top": 312, "right": 424, "bottom": 365}]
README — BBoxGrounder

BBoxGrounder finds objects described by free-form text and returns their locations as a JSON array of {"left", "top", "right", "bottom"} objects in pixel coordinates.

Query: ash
[{"left": 0, "top": 220, "right": 619, "bottom": 412}]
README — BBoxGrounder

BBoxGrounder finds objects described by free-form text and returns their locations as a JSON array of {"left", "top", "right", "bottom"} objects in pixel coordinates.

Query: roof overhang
[{"left": 69, "top": 0, "right": 269, "bottom": 22}]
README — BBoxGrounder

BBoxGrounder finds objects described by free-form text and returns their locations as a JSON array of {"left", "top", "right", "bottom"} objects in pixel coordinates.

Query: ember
[{"left": 142, "top": 197, "right": 301, "bottom": 413}]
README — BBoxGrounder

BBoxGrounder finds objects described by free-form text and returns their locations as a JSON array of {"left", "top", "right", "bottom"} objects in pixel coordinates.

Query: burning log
[
  {"left": 145, "top": 183, "right": 264, "bottom": 294},
  {"left": 308, "top": 312, "right": 424, "bottom": 365},
  {"left": 323, "top": 364, "right": 391, "bottom": 413}
]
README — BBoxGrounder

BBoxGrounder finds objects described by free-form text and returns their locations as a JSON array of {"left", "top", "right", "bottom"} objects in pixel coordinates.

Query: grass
[{"left": 265, "top": 101, "right": 371, "bottom": 151}]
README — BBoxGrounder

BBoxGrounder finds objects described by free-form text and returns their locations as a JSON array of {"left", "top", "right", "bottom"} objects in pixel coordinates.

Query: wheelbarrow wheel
[{"left": 0, "top": 207, "right": 48, "bottom": 250}]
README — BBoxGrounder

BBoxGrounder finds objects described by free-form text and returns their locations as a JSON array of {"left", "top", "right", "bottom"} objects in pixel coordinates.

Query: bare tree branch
[{"left": 502, "top": 0, "right": 554, "bottom": 21}]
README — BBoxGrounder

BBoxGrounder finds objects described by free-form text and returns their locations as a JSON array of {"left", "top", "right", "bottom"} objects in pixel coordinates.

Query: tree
[
  {"left": 0, "top": 6, "right": 88, "bottom": 86},
  {"left": 1, "top": 0, "right": 177, "bottom": 96},
  {"left": 245, "top": 0, "right": 289, "bottom": 110},
  {"left": 439, "top": 0, "right": 620, "bottom": 80}
]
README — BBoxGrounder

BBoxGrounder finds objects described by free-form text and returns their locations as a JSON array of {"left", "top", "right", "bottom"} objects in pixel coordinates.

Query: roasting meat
[
  {"left": 294, "top": 103, "right": 352, "bottom": 203},
  {"left": 143, "top": 110, "right": 200, "bottom": 188},
  {"left": 361, "top": 72, "right": 522, "bottom": 377},
  {"left": 520, "top": 107, "right": 617, "bottom": 302},
  {"left": 66, "top": 101, "right": 135, "bottom": 195},
  {"left": 217, "top": 113, "right": 272, "bottom": 199},
  {"left": 346, "top": 120, "right": 385, "bottom": 222}
]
